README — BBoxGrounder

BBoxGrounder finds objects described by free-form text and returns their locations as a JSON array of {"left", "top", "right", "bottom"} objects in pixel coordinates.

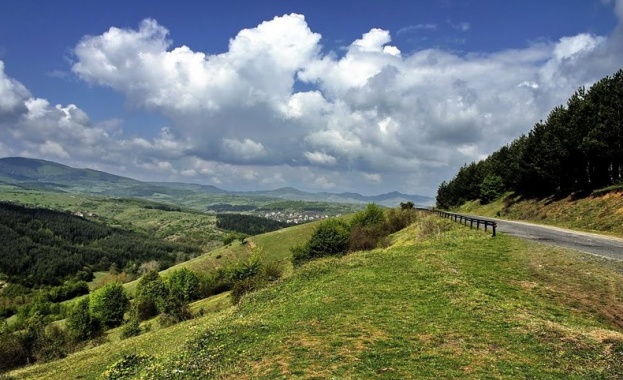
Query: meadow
[{"left": 8, "top": 214, "right": 623, "bottom": 379}]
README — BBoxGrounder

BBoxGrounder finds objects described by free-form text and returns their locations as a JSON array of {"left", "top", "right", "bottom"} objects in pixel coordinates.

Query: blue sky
[{"left": 0, "top": 0, "right": 621, "bottom": 196}]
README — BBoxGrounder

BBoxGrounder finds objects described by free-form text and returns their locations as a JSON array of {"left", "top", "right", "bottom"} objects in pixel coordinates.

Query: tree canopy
[{"left": 437, "top": 68, "right": 623, "bottom": 208}]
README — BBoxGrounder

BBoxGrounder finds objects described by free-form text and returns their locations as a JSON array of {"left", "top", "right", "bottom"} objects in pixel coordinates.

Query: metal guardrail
[{"left": 416, "top": 208, "right": 497, "bottom": 237}]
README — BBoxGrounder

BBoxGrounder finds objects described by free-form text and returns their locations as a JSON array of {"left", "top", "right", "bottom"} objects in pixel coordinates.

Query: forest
[
  {"left": 0, "top": 202, "right": 199, "bottom": 287},
  {"left": 216, "top": 213, "right": 289, "bottom": 235},
  {"left": 437, "top": 68, "right": 623, "bottom": 209}
]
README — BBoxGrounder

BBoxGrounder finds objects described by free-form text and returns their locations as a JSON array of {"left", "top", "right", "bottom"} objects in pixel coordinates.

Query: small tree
[
  {"left": 90, "top": 283, "right": 129, "bottom": 328},
  {"left": 66, "top": 297, "right": 101, "bottom": 342},
  {"left": 167, "top": 268, "right": 200, "bottom": 304},
  {"left": 135, "top": 270, "right": 167, "bottom": 320}
]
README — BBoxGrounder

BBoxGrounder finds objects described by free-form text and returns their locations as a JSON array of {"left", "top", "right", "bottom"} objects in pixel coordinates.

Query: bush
[
  {"left": 226, "top": 254, "right": 262, "bottom": 283},
  {"left": 198, "top": 269, "right": 231, "bottom": 297},
  {"left": 167, "top": 268, "right": 200, "bottom": 304},
  {"left": 348, "top": 225, "right": 384, "bottom": 251},
  {"left": 90, "top": 283, "right": 129, "bottom": 328},
  {"left": 120, "top": 306, "right": 141, "bottom": 339},
  {"left": 67, "top": 296, "right": 102, "bottom": 342},
  {"left": 0, "top": 326, "right": 28, "bottom": 371},
  {"left": 231, "top": 276, "right": 266, "bottom": 305},
  {"left": 261, "top": 260, "right": 284, "bottom": 282},
  {"left": 307, "top": 219, "right": 350, "bottom": 257},
  {"left": 350, "top": 203, "right": 386, "bottom": 229},
  {"left": 134, "top": 270, "right": 167, "bottom": 321},
  {"left": 292, "top": 218, "right": 350, "bottom": 265},
  {"left": 385, "top": 208, "right": 418, "bottom": 233}
]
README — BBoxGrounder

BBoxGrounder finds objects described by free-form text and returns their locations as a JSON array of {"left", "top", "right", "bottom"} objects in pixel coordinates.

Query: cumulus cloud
[{"left": 3, "top": 8, "right": 623, "bottom": 195}]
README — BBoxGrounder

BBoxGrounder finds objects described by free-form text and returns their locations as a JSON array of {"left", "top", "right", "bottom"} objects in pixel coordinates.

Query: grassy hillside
[
  {"left": 457, "top": 191, "right": 623, "bottom": 237},
  {"left": 9, "top": 214, "right": 623, "bottom": 379}
]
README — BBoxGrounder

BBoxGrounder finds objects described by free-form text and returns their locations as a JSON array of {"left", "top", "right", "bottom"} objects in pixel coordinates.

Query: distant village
[{"left": 255, "top": 210, "right": 340, "bottom": 225}]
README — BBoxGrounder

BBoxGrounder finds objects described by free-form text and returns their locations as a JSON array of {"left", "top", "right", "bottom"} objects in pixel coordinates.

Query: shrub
[
  {"left": 167, "top": 268, "right": 200, "bottom": 304},
  {"left": 67, "top": 296, "right": 102, "bottom": 342},
  {"left": 35, "top": 324, "right": 69, "bottom": 362},
  {"left": 348, "top": 225, "right": 384, "bottom": 251},
  {"left": 231, "top": 276, "right": 266, "bottom": 305},
  {"left": 0, "top": 326, "right": 28, "bottom": 371},
  {"left": 350, "top": 203, "right": 386, "bottom": 229},
  {"left": 226, "top": 254, "right": 262, "bottom": 283},
  {"left": 261, "top": 260, "right": 284, "bottom": 282},
  {"left": 134, "top": 270, "right": 167, "bottom": 321},
  {"left": 90, "top": 283, "right": 129, "bottom": 328},
  {"left": 385, "top": 208, "right": 418, "bottom": 233},
  {"left": 120, "top": 306, "right": 141, "bottom": 339},
  {"left": 290, "top": 243, "right": 311, "bottom": 266},
  {"left": 292, "top": 219, "right": 350, "bottom": 266},
  {"left": 307, "top": 219, "right": 350, "bottom": 258},
  {"left": 198, "top": 269, "right": 231, "bottom": 297}
]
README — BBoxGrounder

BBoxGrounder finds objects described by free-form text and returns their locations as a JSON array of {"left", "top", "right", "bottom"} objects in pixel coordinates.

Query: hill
[
  {"left": 457, "top": 191, "right": 623, "bottom": 238},
  {"left": 0, "top": 157, "right": 433, "bottom": 208},
  {"left": 9, "top": 213, "right": 623, "bottom": 379},
  {"left": 0, "top": 202, "right": 199, "bottom": 287}
]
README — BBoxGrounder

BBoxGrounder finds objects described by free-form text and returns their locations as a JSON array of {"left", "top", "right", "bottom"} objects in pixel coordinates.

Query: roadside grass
[
  {"left": 11, "top": 214, "right": 623, "bottom": 379},
  {"left": 457, "top": 191, "right": 623, "bottom": 238}
]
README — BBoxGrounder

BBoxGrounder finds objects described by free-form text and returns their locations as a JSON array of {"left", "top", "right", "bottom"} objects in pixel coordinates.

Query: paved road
[{"left": 475, "top": 216, "right": 623, "bottom": 261}]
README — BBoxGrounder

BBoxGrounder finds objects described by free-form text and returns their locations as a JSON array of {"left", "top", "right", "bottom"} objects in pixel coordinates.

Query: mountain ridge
[{"left": 0, "top": 157, "right": 434, "bottom": 207}]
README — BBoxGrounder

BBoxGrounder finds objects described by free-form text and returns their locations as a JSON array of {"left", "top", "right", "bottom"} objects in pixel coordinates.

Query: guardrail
[{"left": 416, "top": 208, "right": 497, "bottom": 237}]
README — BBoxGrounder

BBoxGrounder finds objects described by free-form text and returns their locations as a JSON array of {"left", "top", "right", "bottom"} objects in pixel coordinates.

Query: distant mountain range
[{"left": 0, "top": 157, "right": 434, "bottom": 207}]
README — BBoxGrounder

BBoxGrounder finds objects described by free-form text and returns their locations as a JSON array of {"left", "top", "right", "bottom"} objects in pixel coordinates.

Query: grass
[
  {"left": 10, "top": 214, "right": 623, "bottom": 379},
  {"left": 457, "top": 191, "right": 623, "bottom": 238}
]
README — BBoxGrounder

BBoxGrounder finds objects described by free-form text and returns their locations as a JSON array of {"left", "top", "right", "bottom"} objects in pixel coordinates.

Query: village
[{"left": 255, "top": 210, "right": 340, "bottom": 225}]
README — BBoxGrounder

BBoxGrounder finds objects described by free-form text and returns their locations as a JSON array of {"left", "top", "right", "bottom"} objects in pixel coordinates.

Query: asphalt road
[{"left": 475, "top": 216, "right": 623, "bottom": 261}]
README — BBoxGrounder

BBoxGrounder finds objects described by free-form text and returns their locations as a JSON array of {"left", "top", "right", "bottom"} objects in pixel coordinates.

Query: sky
[{"left": 0, "top": 1, "right": 622, "bottom": 196}]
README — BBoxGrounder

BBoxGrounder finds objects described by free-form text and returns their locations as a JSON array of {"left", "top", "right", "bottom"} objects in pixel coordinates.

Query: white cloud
[
  {"left": 39, "top": 141, "right": 70, "bottom": 158},
  {"left": 304, "top": 151, "right": 337, "bottom": 166},
  {"left": 3, "top": 8, "right": 623, "bottom": 195},
  {"left": 221, "top": 138, "right": 267, "bottom": 161},
  {"left": 397, "top": 24, "right": 438, "bottom": 34},
  {"left": 363, "top": 173, "right": 382, "bottom": 184}
]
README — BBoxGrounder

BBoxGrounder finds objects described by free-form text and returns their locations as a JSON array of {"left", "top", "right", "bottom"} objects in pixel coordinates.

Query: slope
[
  {"left": 456, "top": 191, "right": 623, "bottom": 238},
  {"left": 9, "top": 215, "right": 623, "bottom": 379}
]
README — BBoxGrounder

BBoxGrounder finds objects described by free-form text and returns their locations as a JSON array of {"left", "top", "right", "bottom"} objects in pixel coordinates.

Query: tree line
[
  {"left": 216, "top": 213, "right": 289, "bottom": 236},
  {"left": 437, "top": 68, "right": 623, "bottom": 209}
]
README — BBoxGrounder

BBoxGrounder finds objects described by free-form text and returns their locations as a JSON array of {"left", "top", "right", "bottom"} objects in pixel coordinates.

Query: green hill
[{"left": 9, "top": 214, "right": 623, "bottom": 379}]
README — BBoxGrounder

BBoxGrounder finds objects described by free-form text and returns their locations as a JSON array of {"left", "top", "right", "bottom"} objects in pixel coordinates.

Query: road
[{"left": 475, "top": 216, "right": 623, "bottom": 261}]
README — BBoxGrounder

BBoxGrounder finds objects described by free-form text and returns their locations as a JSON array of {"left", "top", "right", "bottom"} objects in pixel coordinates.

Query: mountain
[
  {"left": 247, "top": 188, "right": 434, "bottom": 207},
  {"left": 0, "top": 157, "right": 434, "bottom": 207}
]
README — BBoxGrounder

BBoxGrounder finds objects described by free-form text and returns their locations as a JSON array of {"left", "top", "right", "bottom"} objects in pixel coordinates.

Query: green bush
[
  {"left": 385, "top": 208, "right": 418, "bottom": 233},
  {"left": 167, "top": 268, "right": 200, "bottom": 304},
  {"left": 66, "top": 296, "right": 102, "bottom": 342},
  {"left": 231, "top": 276, "right": 266, "bottom": 305},
  {"left": 350, "top": 203, "right": 386, "bottom": 229},
  {"left": 90, "top": 283, "right": 129, "bottom": 328},
  {"left": 292, "top": 218, "right": 350, "bottom": 265},
  {"left": 226, "top": 254, "right": 262, "bottom": 283},
  {"left": 134, "top": 270, "right": 167, "bottom": 321},
  {"left": 307, "top": 219, "right": 350, "bottom": 257}
]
